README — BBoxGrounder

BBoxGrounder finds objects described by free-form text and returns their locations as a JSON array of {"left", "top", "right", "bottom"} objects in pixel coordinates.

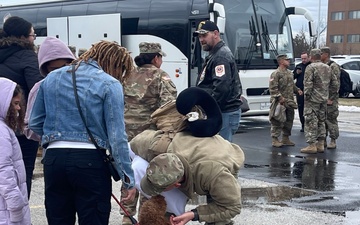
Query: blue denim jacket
[{"left": 29, "top": 60, "right": 135, "bottom": 189}]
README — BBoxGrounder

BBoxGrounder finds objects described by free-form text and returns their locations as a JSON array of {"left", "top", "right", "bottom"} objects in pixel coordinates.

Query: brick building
[{"left": 327, "top": 0, "right": 360, "bottom": 54}]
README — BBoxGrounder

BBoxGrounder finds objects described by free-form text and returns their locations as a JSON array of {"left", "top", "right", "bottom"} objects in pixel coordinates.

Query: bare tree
[
  {"left": 293, "top": 26, "right": 327, "bottom": 57},
  {"left": 293, "top": 28, "right": 312, "bottom": 57}
]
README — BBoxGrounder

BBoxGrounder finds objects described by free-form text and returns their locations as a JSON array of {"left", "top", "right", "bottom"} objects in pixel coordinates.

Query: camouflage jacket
[
  {"left": 304, "top": 60, "right": 335, "bottom": 103},
  {"left": 269, "top": 67, "right": 299, "bottom": 104},
  {"left": 168, "top": 132, "right": 244, "bottom": 223},
  {"left": 326, "top": 60, "right": 341, "bottom": 102},
  {"left": 124, "top": 64, "right": 177, "bottom": 141}
]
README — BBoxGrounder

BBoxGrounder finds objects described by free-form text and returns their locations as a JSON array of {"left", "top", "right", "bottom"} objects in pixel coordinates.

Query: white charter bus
[{"left": 0, "top": 0, "right": 315, "bottom": 116}]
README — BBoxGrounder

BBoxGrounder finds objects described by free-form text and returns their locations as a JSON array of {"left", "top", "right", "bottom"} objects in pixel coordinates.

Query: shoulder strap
[{"left": 71, "top": 64, "right": 103, "bottom": 151}]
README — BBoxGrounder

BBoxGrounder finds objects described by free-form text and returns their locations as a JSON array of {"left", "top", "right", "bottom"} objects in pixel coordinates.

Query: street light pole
[{"left": 317, "top": 0, "right": 321, "bottom": 48}]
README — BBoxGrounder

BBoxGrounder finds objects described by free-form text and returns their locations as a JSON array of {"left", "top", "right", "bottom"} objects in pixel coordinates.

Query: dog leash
[{"left": 111, "top": 193, "right": 139, "bottom": 225}]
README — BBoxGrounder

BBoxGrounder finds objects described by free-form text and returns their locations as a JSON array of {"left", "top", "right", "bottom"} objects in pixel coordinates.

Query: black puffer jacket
[
  {"left": 196, "top": 41, "right": 242, "bottom": 113},
  {"left": 0, "top": 37, "right": 42, "bottom": 101}
]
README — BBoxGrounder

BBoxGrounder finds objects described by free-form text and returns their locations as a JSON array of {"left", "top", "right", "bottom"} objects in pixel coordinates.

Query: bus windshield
[{"left": 218, "top": 0, "right": 293, "bottom": 70}]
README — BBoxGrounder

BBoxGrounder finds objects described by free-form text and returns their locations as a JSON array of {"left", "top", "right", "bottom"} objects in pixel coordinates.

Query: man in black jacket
[
  {"left": 293, "top": 52, "right": 311, "bottom": 132},
  {"left": 194, "top": 20, "right": 242, "bottom": 142}
]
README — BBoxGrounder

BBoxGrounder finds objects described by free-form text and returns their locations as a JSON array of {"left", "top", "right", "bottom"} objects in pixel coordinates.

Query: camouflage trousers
[
  {"left": 325, "top": 104, "right": 339, "bottom": 140},
  {"left": 120, "top": 184, "right": 139, "bottom": 216},
  {"left": 270, "top": 108, "right": 295, "bottom": 138},
  {"left": 304, "top": 101, "right": 326, "bottom": 144},
  {"left": 120, "top": 185, "right": 148, "bottom": 216}
]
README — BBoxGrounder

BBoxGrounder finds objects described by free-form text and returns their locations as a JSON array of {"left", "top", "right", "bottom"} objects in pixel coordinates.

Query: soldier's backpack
[{"left": 329, "top": 61, "right": 353, "bottom": 97}]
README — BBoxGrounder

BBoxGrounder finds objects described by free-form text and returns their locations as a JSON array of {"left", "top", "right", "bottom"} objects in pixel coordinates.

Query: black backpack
[{"left": 329, "top": 61, "right": 353, "bottom": 97}]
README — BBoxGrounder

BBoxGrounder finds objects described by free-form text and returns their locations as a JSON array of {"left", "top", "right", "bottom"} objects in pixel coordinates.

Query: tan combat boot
[
  {"left": 272, "top": 137, "right": 283, "bottom": 148},
  {"left": 316, "top": 140, "right": 325, "bottom": 153},
  {"left": 122, "top": 216, "right": 133, "bottom": 225},
  {"left": 327, "top": 139, "right": 337, "bottom": 149},
  {"left": 301, "top": 143, "right": 317, "bottom": 154},
  {"left": 281, "top": 135, "right": 295, "bottom": 146}
]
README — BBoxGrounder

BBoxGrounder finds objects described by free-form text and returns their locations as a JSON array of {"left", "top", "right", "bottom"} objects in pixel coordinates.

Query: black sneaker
[{"left": 300, "top": 128, "right": 304, "bottom": 132}]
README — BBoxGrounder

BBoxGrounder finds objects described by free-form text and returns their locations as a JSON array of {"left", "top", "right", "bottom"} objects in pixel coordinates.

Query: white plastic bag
[{"left": 274, "top": 103, "right": 286, "bottom": 123}]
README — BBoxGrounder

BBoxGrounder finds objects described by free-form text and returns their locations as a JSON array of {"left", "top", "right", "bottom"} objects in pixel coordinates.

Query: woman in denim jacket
[{"left": 29, "top": 41, "right": 136, "bottom": 225}]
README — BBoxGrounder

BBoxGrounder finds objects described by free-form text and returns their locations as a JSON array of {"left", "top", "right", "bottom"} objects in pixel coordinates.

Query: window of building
[
  {"left": 349, "top": 11, "right": 360, "bottom": 19},
  {"left": 331, "top": 12, "right": 344, "bottom": 20},
  {"left": 348, "top": 34, "right": 360, "bottom": 43},
  {"left": 330, "top": 35, "right": 344, "bottom": 43}
]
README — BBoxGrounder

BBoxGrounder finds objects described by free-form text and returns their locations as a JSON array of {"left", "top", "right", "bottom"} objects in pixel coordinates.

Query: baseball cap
[
  {"left": 194, "top": 20, "right": 219, "bottom": 36},
  {"left": 276, "top": 54, "right": 290, "bottom": 61},
  {"left": 139, "top": 42, "right": 167, "bottom": 57},
  {"left": 140, "top": 153, "right": 184, "bottom": 196}
]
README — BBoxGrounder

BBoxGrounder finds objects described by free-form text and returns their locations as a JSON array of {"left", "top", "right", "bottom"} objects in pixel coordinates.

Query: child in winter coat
[{"left": 0, "top": 77, "right": 31, "bottom": 225}]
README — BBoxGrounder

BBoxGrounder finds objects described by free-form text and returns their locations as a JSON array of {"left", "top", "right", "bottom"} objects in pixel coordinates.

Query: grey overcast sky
[{"left": 284, "top": 0, "right": 328, "bottom": 35}]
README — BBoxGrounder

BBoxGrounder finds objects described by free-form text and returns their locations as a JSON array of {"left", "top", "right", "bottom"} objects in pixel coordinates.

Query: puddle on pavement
[
  {"left": 188, "top": 185, "right": 316, "bottom": 205},
  {"left": 241, "top": 186, "right": 315, "bottom": 203}
]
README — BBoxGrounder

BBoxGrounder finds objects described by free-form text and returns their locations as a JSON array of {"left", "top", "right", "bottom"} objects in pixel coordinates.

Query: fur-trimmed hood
[{"left": 0, "top": 37, "right": 35, "bottom": 64}]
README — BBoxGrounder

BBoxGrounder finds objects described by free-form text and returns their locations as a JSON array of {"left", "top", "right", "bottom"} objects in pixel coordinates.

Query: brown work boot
[
  {"left": 301, "top": 143, "right": 317, "bottom": 154},
  {"left": 281, "top": 136, "right": 295, "bottom": 146},
  {"left": 272, "top": 137, "right": 283, "bottom": 148},
  {"left": 122, "top": 216, "right": 133, "bottom": 225},
  {"left": 327, "top": 139, "right": 336, "bottom": 149},
  {"left": 316, "top": 140, "right": 325, "bottom": 153}
]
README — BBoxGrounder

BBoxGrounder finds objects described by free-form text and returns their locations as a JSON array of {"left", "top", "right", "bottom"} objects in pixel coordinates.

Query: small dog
[{"left": 138, "top": 195, "right": 171, "bottom": 225}]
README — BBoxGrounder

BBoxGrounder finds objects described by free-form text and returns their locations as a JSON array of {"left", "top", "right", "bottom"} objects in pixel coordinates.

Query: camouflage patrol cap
[
  {"left": 310, "top": 49, "right": 321, "bottom": 56},
  {"left": 68, "top": 45, "right": 76, "bottom": 55},
  {"left": 78, "top": 48, "right": 87, "bottom": 57},
  {"left": 139, "top": 42, "right": 167, "bottom": 57},
  {"left": 276, "top": 54, "right": 289, "bottom": 61},
  {"left": 320, "top": 46, "right": 331, "bottom": 54},
  {"left": 141, "top": 153, "right": 184, "bottom": 196}
]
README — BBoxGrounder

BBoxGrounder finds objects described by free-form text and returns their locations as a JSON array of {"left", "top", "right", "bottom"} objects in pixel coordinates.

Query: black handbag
[
  {"left": 71, "top": 64, "right": 121, "bottom": 182},
  {"left": 240, "top": 96, "right": 250, "bottom": 113}
]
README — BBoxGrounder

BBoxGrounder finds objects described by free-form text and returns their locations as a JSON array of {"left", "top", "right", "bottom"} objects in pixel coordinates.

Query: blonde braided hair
[{"left": 76, "top": 40, "right": 134, "bottom": 84}]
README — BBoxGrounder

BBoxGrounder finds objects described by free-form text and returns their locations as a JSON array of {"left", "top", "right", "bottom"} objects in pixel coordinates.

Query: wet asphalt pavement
[
  {"left": 29, "top": 110, "right": 360, "bottom": 224},
  {"left": 234, "top": 110, "right": 360, "bottom": 223}
]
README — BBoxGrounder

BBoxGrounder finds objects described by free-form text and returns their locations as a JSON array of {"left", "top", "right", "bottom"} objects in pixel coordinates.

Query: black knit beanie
[{"left": 3, "top": 16, "right": 32, "bottom": 38}]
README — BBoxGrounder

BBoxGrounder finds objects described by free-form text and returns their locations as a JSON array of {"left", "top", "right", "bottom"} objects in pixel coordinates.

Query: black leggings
[{"left": 17, "top": 135, "right": 39, "bottom": 199}]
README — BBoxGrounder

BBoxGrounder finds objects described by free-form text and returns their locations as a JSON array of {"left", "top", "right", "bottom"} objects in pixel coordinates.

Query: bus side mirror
[
  {"left": 217, "top": 17, "right": 226, "bottom": 34},
  {"left": 309, "top": 21, "right": 316, "bottom": 37},
  {"left": 209, "top": 3, "right": 226, "bottom": 34}
]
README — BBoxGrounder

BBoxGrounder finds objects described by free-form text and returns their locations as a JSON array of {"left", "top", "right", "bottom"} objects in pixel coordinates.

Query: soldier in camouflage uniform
[
  {"left": 269, "top": 54, "right": 302, "bottom": 147},
  {"left": 320, "top": 47, "right": 341, "bottom": 149},
  {"left": 140, "top": 136, "right": 244, "bottom": 225},
  {"left": 301, "top": 49, "right": 339, "bottom": 154},
  {"left": 121, "top": 42, "right": 177, "bottom": 224}
]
